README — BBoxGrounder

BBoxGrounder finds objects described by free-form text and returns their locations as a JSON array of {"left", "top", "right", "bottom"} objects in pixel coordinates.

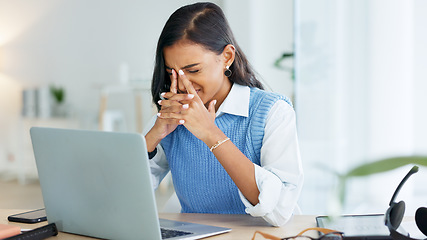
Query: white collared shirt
[{"left": 146, "top": 84, "right": 304, "bottom": 226}]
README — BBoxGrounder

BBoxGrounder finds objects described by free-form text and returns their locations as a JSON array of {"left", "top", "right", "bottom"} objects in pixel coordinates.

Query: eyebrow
[{"left": 165, "top": 63, "right": 200, "bottom": 70}]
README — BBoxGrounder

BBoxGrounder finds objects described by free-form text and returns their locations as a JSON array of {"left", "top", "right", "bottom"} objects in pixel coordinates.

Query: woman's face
[{"left": 163, "top": 40, "right": 232, "bottom": 108}]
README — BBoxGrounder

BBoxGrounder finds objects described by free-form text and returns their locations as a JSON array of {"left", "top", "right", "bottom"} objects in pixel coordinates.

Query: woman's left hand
[
  {"left": 157, "top": 69, "right": 219, "bottom": 143},
  {"left": 177, "top": 70, "right": 220, "bottom": 142},
  {"left": 160, "top": 72, "right": 260, "bottom": 207}
]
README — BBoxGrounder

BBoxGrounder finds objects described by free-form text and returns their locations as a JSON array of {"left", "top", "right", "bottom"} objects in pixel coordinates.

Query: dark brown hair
[{"left": 151, "top": 2, "right": 263, "bottom": 110}]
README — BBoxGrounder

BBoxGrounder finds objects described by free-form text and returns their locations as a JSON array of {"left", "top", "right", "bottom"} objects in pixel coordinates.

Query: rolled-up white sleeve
[
  {"left": 238, "top": 100, "right": 304, "bottom": 226},
  {"left": 148, "top": 145, "right": 169, "bottom": 190},
  {"left": 142, "top": 116, "right": 170, "bottom": 190}
]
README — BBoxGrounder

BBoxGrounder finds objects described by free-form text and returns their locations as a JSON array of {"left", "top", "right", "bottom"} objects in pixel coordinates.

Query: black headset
[{"left": 385, "top": 166, "right": 427, "bottom": 240}]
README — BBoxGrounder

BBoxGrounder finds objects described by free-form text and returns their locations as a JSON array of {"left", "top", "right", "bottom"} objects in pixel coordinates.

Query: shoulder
[
  {"left": 249, "top": 88, "right": 293, "bottom": 109},
  {"left": 267, "top": 99, "right": 296, "bottom": 125}
]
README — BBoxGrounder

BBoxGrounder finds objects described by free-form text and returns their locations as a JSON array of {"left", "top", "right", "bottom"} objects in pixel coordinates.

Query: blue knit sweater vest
[{"left": 160, "top": 87, "right": 291, "bottom": 214}]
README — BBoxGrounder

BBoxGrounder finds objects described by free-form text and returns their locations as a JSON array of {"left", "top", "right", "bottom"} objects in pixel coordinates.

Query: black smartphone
[{"left": 8, "top": 208, "right": 47, "bottom": 223}]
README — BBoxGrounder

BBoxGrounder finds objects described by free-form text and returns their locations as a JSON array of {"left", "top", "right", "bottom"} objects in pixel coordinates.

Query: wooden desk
[{"left": 1, "top": 209, "right": 316, "bottom": 239}]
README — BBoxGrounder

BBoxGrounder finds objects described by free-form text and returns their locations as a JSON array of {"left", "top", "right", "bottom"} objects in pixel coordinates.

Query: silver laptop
[{"left": 30, "top": 127, "right": 231, "bottom": 240}]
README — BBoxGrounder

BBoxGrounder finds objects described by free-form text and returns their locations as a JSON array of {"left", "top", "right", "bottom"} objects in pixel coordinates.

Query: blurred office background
[{"left": 0, "top": 0, "right": 426, "bottom": 215}]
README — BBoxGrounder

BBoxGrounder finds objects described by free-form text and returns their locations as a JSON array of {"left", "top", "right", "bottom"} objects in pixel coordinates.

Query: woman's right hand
[{"left": 145, "top": 69, "right": 192, "bottom": 152}]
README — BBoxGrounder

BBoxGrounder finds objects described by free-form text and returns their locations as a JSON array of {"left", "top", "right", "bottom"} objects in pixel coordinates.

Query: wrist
[
  {"left": 209, "top": 137, "right": 230, "bottom": 152},
  {"left": 148, "top": 147, "right": 158, "bottom": 159},
  {"left": 145, "top": 129, "right": 163, "bottom": 152},
  {"left": 202, "top": 127, "right": 227, "bottom": 149}
]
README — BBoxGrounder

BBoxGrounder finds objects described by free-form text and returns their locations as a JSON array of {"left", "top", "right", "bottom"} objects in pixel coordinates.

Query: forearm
[
  {"left": 204, "top": 129, "right": 260, "bottom": 206},
  {"left": 145, "top": 128, "right": 163, "bottom": 152}
]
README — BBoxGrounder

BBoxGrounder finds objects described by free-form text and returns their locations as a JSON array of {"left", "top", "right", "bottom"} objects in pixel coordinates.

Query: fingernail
[
  {"left": 157, "top": 113, "right": 161, "bottom": 117},
  {"left": 178, "top": 70, "right": 184, "bottom": 75},
  {"left": 187, "top": 94, "right": 194, "bottom": 99},
  {"left": 213, "top": 100, "right": 217, "bottom": 105},
  {"left": 161, "top": 92, "right": 166, "bottom": 97},
  {"left": 182, "top": 104, "right": 189, "bottom": 109},
  {"left": 158, "top": 100, "right": 162, "bottom": 105},
  {"left": 179, "top": 120, "right": 185, "bottom": 124}
]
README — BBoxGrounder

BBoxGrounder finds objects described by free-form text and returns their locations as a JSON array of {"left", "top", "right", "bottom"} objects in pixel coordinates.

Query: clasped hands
[{"left": 155, "top": 69, "right": 218, "bottom": 143}]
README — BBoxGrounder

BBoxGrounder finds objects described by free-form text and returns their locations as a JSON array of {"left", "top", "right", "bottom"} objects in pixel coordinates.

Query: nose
[{"left": 177, "top": 76, "right": 186, "bottom": 93}]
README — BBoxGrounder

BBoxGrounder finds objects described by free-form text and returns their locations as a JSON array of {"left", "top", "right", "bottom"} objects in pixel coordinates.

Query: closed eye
[{"left": 188, "top": 69, "right": 199, "bottom": 74}]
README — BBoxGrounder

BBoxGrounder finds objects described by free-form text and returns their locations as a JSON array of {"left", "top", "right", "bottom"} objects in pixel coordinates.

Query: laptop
[{"left": 30, "top": 127, "right": 231, "bottom": 240}]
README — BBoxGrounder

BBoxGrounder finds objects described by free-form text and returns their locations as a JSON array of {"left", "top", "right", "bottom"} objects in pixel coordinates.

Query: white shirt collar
[{"left": 216, "top": 84, "right": 250, "bottom": 118}]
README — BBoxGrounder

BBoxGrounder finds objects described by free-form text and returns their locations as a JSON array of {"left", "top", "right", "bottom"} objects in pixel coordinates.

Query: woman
[{"left": 144, "top": 2, "right": 303, "bottom": 226}]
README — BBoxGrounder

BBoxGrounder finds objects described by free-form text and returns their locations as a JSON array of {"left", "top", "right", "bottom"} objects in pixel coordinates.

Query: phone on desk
[{"left": 8, "top": 208, "right": 47, "bottom": 223}]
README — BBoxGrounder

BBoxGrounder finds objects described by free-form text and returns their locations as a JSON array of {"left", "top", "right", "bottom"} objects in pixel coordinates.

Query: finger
[
  {"left": 156, "top": 116, "right": 185, "bottom": 125},
  {"left": 208, "top": 99, "right": 217, "bottom": 116},
  {"left": 178, "top": 70, "right": 198, "bottom": 96},
  {"left": 158, "top": 98, "right": 182, "bottom": 106},
  {"left": 157, "top": 112, "right": 186, "bottom": 123},
  {"left": 161, "top": 92, "right": 195, "bottom": 101},
  {"left": 170, "top": 69, "right": 178, "bottom": 94},
  {"left": 158, "top": 103, "right": 189, "bottom": 113}
]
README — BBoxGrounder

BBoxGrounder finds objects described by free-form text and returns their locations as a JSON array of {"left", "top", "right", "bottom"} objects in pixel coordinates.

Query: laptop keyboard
[{"left": 161, "top": 228, "right": 192, "bottom": 239}]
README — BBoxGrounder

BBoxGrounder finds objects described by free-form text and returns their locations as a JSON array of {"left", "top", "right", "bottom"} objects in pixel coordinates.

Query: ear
[{"left": 221, "top": 44, "right": 235, "bottom": 67}]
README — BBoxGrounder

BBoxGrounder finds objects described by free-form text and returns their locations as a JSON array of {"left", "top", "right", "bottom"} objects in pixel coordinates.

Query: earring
[{"left": 224, "top": 65, "right": 232, "bottom": 77}]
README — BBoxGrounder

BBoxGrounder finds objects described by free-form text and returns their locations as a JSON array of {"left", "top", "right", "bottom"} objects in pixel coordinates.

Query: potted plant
[
  {"left": 50, "top": 85, "right": 66, "bottom": 117},
  {"left": 329, "top": 156, "right": 427, "bottom": 216}
]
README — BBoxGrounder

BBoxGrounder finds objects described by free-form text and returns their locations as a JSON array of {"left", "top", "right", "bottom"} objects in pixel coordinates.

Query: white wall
[
  {"left": 1, "top": 0, "right": 212, "bottom": 129},
  {"left": 0, "top": 75, "right": 21, "bottom": 172},
  {"left": 411, "top": 0, "right": 427, "bottom": 212},
  {"left": 296, "top": 0, "right": 427, "bottom": 214},
  {"left": 0, "top": 0, "right": 224, "bottom": 177},
  {"left": 413, "top": 1, "right": 427, "bottom": 154},
  {"left": 0, "top": 1, "right": 295, "bottom": 180},
  {"left": 0, "top": 0, "right": 292, "bottom": 132},
  {"left": 224, "top": 0, "right": 294, "bottom": 99}
]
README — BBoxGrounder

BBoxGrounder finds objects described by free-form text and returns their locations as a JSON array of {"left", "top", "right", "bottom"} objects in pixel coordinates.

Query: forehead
[{"left": 163, "top": 40, "right": 218, "bottom": 68}]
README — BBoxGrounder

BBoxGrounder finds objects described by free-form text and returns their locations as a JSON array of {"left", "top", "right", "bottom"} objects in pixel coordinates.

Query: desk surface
[{"left": 1, "top": 209, "right": 316, "bottom": 239}]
